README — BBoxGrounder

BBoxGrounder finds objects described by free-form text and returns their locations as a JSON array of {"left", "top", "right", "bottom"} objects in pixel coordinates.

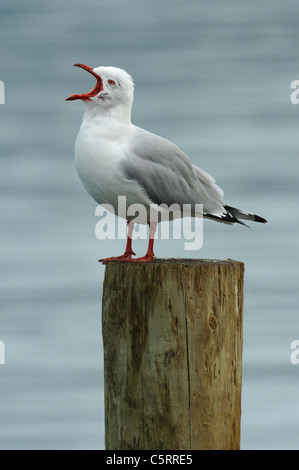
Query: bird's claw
[
  {"left": 99, "top": 253, "right": 154, "bottom": 264},
  {"left": 120, "top": 255, "right": 155, "bottom": 263},
  {"left": 99, "top": 251, "right": 136, "bottom": 264}
]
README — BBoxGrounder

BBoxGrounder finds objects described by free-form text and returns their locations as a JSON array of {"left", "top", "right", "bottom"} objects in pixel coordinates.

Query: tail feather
[
  {"left": 204, "top": 205, "right": 267, "bottom": 227},
  {"left": 224, "top": 205, "right": 267, "bottom": 224}
]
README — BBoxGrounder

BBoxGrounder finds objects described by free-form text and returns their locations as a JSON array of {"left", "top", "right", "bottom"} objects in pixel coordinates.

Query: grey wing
[{"left": 121, "top": 127, "right": 226, "bottom": 216}]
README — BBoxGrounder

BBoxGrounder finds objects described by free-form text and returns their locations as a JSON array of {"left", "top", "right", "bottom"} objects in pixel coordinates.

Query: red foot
[
  {"left": 121, "top": 254, "right": 154, "bottom": 263},
  {"left": 134, "top": 254, "right": 154, "bottom": 263},
  {"left": 99, "top": 251, "right": 135, "bottom": 264}
]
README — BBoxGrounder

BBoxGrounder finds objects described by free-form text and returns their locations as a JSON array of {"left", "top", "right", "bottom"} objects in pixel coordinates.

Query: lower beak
[{"left": 66, "top": 63, "right": 103, "bottom": 101}]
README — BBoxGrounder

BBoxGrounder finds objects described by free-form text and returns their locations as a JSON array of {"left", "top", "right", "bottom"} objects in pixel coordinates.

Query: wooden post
[{"left": 102, "top": 259, "right": 244, "bottom": 450}]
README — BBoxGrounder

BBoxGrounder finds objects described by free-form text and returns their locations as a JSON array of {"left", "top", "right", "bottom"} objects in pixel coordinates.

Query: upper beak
[{"left": 66, "top": 63, "right": 103, "bottom": 101}]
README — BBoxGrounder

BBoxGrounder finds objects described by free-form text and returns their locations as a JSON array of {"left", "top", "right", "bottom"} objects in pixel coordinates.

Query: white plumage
[{"left": 67, "top": 64, "right": 266, "bottom": 262}]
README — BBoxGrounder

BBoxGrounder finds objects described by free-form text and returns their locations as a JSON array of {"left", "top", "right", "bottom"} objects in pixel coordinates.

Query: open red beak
[{"left": 66, "top": 64, "right": 103, "bottom": 101}]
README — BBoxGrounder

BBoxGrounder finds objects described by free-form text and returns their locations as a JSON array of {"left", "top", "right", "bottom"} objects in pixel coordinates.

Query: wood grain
[{"left": 102, "top": 259, "right": 244, "bottom": 450}]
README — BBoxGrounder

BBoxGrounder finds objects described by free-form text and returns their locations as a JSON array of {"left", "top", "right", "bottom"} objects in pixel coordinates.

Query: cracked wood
[{"left": 102, "top": 259, "right": 244, "bottom": 450}]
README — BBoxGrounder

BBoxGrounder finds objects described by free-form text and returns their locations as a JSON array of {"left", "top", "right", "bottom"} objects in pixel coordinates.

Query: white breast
[{"left": 74, "top": 120, "right": 151, "bottom": 217}]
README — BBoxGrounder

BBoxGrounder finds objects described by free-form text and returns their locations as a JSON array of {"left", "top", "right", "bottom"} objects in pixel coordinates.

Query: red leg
[
  {"left": 99, "top": 221, "right": 135, "bottom": 264},
  {"left": 123, "top": 222, "right": 157, "bottom": 263}
]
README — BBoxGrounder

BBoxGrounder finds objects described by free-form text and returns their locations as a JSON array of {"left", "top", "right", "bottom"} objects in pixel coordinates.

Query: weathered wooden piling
[{"left": 102, "top": 259, "right": 244, "bottom": 450}]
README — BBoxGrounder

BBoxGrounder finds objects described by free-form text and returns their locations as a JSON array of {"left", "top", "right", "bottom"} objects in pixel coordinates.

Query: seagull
[{"left": 66, "top": 64, "right": 267, "bottom": 263}]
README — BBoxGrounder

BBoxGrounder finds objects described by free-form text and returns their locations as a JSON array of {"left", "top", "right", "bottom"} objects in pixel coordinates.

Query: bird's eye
[{"left": 108, "top": 80, "right": 116, "bottom": 86}]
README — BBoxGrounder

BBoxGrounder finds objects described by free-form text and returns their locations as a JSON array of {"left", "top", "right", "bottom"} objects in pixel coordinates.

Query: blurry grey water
[{"left": 1, "top": 0, "right": 299, "bottom": 449}]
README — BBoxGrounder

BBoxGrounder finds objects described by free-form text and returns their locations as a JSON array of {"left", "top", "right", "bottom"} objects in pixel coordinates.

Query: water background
[{"left": 1, "top": 0, "right": 299, "bottom": 449}]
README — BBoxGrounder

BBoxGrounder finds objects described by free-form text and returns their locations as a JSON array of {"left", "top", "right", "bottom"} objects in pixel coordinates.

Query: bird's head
[{"left": 66, "top": 64, "right": 134, "bottom": 112}]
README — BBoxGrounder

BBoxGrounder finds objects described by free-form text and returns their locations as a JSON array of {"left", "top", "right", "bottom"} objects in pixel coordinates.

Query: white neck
[{"left": 82, "top": 101, "right": 132, "bottom": 129}]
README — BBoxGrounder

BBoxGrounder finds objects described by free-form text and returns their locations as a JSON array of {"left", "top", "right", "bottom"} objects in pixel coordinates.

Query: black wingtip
[
  {"left": 253, "top": 215, "right": 268, "bottom": 224},
  {"left": 205, "top": 212, "right": 250, "bottom": 227},
  {"left": 224, "top": 205, "right": 268, "bottom": 224}
]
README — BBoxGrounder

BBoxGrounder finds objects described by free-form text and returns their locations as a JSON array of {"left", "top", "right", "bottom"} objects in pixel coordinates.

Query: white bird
[{"left": 67, "top": 64, "right": 267, "bottom": 263}]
